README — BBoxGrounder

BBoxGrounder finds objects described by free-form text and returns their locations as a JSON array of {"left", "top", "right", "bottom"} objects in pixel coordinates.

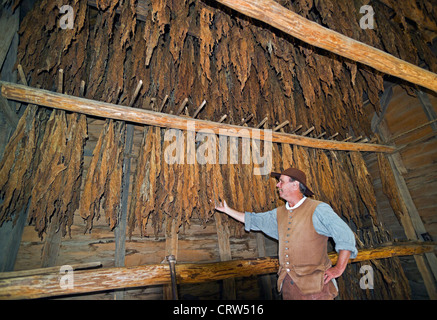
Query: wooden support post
[
  {"left": 215, "top": 213, "right": 236, "bottom": 299},
  {"left": 213, "top": 0, "right": 437, "bottom": 92},
  {"left": 40, "top": 215, "right": 62, "bottom": 268},
  {"left": 163, "top": 220, "right": 179, "bottom": 300},
  {"left": 255, "top": 233, "right": 273, "bottom": 299},
  {"left": 0, "top": 82, "right": 396, "bottom": 153},
  {"left": 0, "top": 242, "right": 434, "bottom": 299},
  {"left": 40, "top": 69, "right": 67, "bottom": 269},
  {"left": 114, "top": 80, "right": 142, "bottom": 299}
]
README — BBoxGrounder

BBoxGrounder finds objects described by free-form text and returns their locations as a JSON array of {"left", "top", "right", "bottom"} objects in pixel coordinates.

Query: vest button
[{"left": 286, "top": 268, "right": 290, "bottom": 272}]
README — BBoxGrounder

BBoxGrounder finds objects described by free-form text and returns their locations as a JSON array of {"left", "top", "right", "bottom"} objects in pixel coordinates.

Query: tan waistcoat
[{"left": 276, "top": 198, "right": 332, "bottom": 294}]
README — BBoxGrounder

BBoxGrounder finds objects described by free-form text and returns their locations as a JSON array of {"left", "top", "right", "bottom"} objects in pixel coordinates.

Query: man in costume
[{"left": 215, "top": 167, "right": 357, "bottom": 300}]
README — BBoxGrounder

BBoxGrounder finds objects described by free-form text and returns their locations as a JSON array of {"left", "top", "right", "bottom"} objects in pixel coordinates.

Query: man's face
[{"left": 276, "top": 175, "right": 298, "bottom": 199}]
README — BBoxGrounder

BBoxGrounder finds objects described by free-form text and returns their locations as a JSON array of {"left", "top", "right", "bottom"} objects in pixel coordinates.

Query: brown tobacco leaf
[
  {"left": 59, "top": 113, "right": 88, "bottom": 237},
  {"left": 119, "top": 0, "right": 137, "bottom": 48},
  {"left": 27, "top": 110, "right": 87, "bottom": 238},
  {"left": 143, "top": 10, "right": 161, "bottom": 67},
  {"left": 78, "top": 120, "right": 125, "bottom": 233},
  {"left": 131, "top": 126, "right": 162, "bottom": 236},
  {"left": 229, "top": 27, "right": 254, "bottom": 91},
  {"left": 103, "top": 121, "right": 125, "bottom": 230},
  {"left": 0, "top": 106, "right": 43, "bottom": 226},
  {"left": 199, "top": 6, "right": 215, "bottom": 86},
  {"left": 315, "top": 150, "right": 335, "bottom": 205},
  {"left": 377, "top": 153, "right": 404, "bottom": 224},
  {"left": 329, "top": 151, "right": 360, "bottom": 228},
  {"left": 348, "top": 152, "right": 378, "bottom": 226},
  {"left": 86, "top": 12, "right": 113, "bottom": 99},
  {"left": 28, "top": 111, "right": 68, "bottom": 237},
  {"left": 169, "top": 0, "right": 190, "bottom": 63}
]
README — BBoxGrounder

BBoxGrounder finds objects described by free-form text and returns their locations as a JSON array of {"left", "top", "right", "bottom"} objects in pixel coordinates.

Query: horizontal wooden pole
[
  {"left": 214, "top": 0, "right": 437, "bottom": 92},
  {"left": 0, "top": 81, "right": 395, "bottom": 153},
  {"left": 0, "top": 242, "right": 433, "bottom": 299}
]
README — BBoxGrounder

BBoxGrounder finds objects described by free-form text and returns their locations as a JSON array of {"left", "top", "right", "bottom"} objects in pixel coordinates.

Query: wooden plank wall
[
  {"left": 365, "top": 85, "right": 437, "bottom": 240},
  {"left": 364, "top": 85, "right": 437, "bottom": 299}
]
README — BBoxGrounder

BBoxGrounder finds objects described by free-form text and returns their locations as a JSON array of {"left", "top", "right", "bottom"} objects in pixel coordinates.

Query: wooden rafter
[
  {"left": 0, "top": 81, "right": 395, "bottom": 153},
  {"left": 213, "top": 0, "right": 437, "bottom": 92},
  {"left": 0, "top": 242, "right": 434, "bottom": 299}
]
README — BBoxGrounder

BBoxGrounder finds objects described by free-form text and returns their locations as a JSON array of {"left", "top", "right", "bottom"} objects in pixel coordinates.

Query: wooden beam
[
  {"left": 0, "top": 262, "right": 102, "bottom": 279},
  {"left": 0, "top": 81, "right": 395, "bottom": 153},
  {"left": 0, "top": 242, "right": 434, "bottom": 299},
  {"left": 213, "top": 0, "right": 437, "bottom": 92}
]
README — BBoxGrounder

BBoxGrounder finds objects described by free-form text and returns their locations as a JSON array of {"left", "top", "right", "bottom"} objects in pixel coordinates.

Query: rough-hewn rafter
[
  {"left": 214, "top": 0, "right": 437, "bottom": 92},
  {"left": 0, "top": 81, "right": 395, "bottom": 153}
]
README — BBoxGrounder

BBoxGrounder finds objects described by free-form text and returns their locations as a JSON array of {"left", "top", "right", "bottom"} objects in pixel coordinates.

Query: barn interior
[{"left": 0, "top": 0, "right": 436, "bottom": 300}]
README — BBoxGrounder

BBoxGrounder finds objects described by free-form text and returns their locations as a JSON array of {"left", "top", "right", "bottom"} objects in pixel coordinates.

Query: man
[{"left": 214, "top": 167, "right": 357, "bottom": 300}]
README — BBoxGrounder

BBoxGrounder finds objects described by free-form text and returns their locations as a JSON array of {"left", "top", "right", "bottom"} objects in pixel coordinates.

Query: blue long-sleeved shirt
[{"left": 244, "top": 199, "right": 358, "bottom": 258}]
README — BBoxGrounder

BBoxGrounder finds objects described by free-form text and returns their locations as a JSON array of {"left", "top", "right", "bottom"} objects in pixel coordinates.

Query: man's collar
[{"left": 286, "top": 196, "right": 307, "bottom": 210}]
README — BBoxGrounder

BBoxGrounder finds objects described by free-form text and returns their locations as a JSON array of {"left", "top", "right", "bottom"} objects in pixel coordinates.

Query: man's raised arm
[{"left": 214, "top": 200, "right": 245, "bottom": 223}]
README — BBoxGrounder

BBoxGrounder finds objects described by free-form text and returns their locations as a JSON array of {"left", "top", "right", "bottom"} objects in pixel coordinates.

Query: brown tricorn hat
[{"left": 270, "top": 167, "right": 314, "bottom": 197}]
